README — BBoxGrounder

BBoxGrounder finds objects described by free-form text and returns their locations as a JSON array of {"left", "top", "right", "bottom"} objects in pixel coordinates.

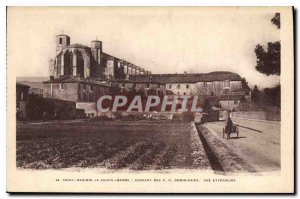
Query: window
[
  {"left": 20, "top": 92, "right": 24, "bottom": 100},
  {"left": 60, "top": 83, "right": 64, "bottom": 90},
  {"left": 177, "top": 84, "right": 181, "bottom": 89},
  {"left": 224, "top": 80, "right": 230, "bottom": 88},
  {"left": 186, "top": 84, "right": 189, "bottom": 89},
  {"left": 146, "top": 84, "right": 150, "bottom": 88},
  {"left": 59, "top": 38, "right": 62, "bottom": 44},
  {"left": 169, "top": 85, "right": 172, "bottom": 89}
]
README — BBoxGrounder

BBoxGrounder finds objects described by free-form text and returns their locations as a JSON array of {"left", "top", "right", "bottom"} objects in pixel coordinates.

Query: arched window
[
  {"left": 77, "top": 52, "right": 84, "bottom": 78},
  {"left": 63, "top": 51, "right": 71, "bottom": 76}
]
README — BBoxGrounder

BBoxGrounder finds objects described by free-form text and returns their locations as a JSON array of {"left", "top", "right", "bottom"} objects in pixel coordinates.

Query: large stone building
[
  {"left": 44, "top": 34, "right": 152, "bottom": 114},
  {"left": 111, "top": 71, "right": 251, "bottom": 110},
  {"left": 43, "top": 34, "right": 251, "bottom": 114},
  {"left": 52, "top": 34, "right": 151, "bottom": 79},
  {"left": 127, "top": 71, "right": 250, "bottom": 97}
]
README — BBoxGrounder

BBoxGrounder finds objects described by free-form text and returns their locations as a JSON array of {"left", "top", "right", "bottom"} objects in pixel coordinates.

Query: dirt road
[{"left": 198, "top": 118, "right": 280, "bottom": 173}]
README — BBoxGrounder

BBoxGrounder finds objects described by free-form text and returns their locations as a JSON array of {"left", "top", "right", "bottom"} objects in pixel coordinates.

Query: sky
[{"left": 7, "top": 7, "right": 281, "bottom": 88}]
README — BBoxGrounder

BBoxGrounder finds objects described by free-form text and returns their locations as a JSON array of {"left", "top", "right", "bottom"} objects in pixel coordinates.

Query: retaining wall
[{"left": 232, "top": 111, "right": 280, "bottom": 121}]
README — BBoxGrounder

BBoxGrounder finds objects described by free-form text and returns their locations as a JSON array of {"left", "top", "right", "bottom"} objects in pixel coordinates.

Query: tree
[
  {"left": 254, "top": 41, "right": 280, "bottom": 76},
  {"left": 252, "top": 13, "right": 281, "bottom": 108},
  {"left": 264, "top": 84, "right": 281, "bottom": 107},
  {"left": 271, "top": 13, "right": 280, "bottom": 29},
  {"left": 254, "top": 13, "right": 280, "bottom": 76},
  {"left": 202, "top": 99, "right": 211, "bottom": 113},
  {"left": 251, "top": 85, "right": 260, "bottom": 104}
]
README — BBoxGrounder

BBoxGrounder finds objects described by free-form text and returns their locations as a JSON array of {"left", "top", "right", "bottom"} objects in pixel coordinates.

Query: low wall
[
  {"left": 232, "top": 111, "right": 280, "bottom": 121},
  {"left": 76, "top": 102, "right": 97, "bottom": 116},
  {"left": 27, "top": 97, "right": 79, "bottom": 120}
]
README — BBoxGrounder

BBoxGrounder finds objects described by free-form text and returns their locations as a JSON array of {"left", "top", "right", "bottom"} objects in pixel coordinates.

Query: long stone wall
[{"left": 232, "top": 111, "right": 280, "bottom": 121}]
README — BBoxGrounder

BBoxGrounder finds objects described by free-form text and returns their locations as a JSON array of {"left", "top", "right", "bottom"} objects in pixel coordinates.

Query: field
[{"left": 17, "top": 120, "right": 210, "bottom": 170}]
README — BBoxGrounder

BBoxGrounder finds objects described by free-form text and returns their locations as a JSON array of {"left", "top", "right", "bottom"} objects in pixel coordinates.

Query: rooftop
[
  {"left": 16, "top": 82, "right": 30, "bottom": 88},
  {"left": 43, "top": 75, "right": 111, "bottom": 87},
  {"left": 63, "top": 43, "right": 90, "bottom": 49},
  {"left": 128, "top": 71, "right": 243, "bottom": 83}
]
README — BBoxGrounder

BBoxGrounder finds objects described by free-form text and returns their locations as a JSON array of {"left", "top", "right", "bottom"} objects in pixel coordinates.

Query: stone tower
[
  {"left": 91, "top": 40, "right": 102, "bottom": 65},
  {"left": 91, "top": 40, "right": 103, "bottom": 77},
  {"left": 56, "top": 34, "right": 70, "bottom": 54}
]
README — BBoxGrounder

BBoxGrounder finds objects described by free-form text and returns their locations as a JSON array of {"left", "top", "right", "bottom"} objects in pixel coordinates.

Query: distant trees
[
  {"left": 202, "top": 99, "right": 211, "bottom": 113},
  {"left": 251, "top": 85, "right": 260, "bottom": 104},
  {"left": 251, "top": 84, "right": 281, "bottom": 108},
  {"left": 265, "top": 84, "right": 280, "bottom": 107}
]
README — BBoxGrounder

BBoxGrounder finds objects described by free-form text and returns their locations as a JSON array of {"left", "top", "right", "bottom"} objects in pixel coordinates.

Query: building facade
[
  {"left": 16, "top": 83, "right": 30, "bottom": 120},
  {"left": 52, "top": 34, "right": 151, "bottom": 80},
  {"left": 127, "top": 72, "right": 250, "bottom": 96},
  {"left": 43, "top": 34, "right": 251, "bottom": 114}
]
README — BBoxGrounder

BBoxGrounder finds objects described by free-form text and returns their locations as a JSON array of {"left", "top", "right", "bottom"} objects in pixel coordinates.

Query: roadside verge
[{"left": 195, "top": 124, "right": 257, "bottom": 174}]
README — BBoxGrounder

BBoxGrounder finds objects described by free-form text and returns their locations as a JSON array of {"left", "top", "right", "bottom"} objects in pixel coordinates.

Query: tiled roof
[
  {"left": 43, "top": 75, "right": 111, "bottom": 87},
  {"left": 128, "top": 71, "right": 243, "bottom": 83},
  {"left": 17, "top": 81, "right": 44, "bottom": 89},
  {"left": 108, "top": 78, "right": 135, "bottom": 83},
  {"left": 16, "top": 82, "right": 30, "bottom": 88}
]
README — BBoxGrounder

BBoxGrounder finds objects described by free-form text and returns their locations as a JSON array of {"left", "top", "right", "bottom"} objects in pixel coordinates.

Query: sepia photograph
[{"left": 6, "top": 6, "right": 294, "bottom": 193}]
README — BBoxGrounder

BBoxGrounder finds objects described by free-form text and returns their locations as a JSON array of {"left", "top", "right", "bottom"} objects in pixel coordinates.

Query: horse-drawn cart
[{"left": 223, "top": 123, "right": 239, "bottom": 139}]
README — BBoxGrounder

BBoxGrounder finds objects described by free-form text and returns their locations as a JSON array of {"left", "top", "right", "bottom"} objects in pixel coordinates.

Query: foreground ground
[
  {"left": 17, "top": 120, "right": 210, "bottom": 170},
  {"left": 197, "top": 118, "right": 280, "bottom": 173}
]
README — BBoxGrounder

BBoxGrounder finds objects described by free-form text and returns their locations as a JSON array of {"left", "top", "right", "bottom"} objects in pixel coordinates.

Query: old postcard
[{"left": 7, "top": 7, "right": 294, "bottom": 193}]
